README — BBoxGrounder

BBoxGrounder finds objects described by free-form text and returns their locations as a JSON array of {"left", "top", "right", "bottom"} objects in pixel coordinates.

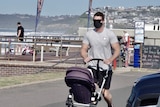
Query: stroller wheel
[
  {"left": 98, "top": 96, "right": 101, "bottom": 101},
  {"left": 65, "top": 104, "right": 73, "bottom": 107},
  {"left": 66, "top": 97, "right": 74, "bottom": 107},
  {"left": 90, "top": 105, "right": 96, "bottom": 107},
  {"left": 66, "top": 102, "right": 74, "bottom": 107}
]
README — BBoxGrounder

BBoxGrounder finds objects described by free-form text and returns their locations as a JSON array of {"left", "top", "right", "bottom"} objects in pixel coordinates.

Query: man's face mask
[{"left": 93, "top": 19, "right": 103, "bottom": 28}]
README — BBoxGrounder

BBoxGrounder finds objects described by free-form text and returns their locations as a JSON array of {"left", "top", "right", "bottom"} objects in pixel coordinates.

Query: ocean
[{"left": 0, "top": 28, "right": 64, "bottom": 36}]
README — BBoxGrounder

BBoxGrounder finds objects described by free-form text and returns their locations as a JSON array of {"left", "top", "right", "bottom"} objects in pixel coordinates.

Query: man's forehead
[{"left": 93, "top": 16, "right": 102, "bottom": 20}]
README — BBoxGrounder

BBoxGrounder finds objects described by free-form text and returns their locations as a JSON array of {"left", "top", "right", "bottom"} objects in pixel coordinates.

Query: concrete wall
[{"left": 0, "top": 64, "right": 66, "bottom": 77}]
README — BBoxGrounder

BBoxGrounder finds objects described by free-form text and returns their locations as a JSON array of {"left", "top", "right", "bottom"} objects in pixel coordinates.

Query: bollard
[{"left": 113, "top": 58, "right": 117, "bottom": 70}]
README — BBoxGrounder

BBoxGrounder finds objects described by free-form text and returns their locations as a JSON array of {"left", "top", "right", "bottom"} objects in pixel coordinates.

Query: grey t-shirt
[{"left": 83, "top": 28, "right": 118, "bottom": 69}]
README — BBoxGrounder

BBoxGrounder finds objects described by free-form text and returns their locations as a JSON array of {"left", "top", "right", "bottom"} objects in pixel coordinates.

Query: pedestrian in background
[
  {"left": 123, "top": 30, "right": 129, "bottom": 48},
  {"left": 17, "top": 22, "right": 24, "bottom": 41},
  {"left": 16, "top": 22, "right": 24, "bottom": 55}
]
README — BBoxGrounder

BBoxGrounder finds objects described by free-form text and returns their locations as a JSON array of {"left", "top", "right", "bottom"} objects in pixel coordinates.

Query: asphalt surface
[{"left": 0, "top": 70, "right": 156, "bottom": 107}]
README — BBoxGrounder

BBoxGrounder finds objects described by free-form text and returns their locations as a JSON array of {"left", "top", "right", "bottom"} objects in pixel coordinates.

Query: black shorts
[
  {"left": 18, "top": 38, "right": 23, "bottom": 41},
  {"left": 92, "top": 69, "right": 113, "bottom": 89}
]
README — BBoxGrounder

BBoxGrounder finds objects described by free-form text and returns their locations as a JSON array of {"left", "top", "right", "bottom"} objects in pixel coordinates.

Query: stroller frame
[{"left": 65, "top": 58, "right": 111, "bottom": 107}]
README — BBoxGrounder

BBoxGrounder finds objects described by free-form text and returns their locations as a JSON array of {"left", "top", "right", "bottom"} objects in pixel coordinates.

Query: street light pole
[
  {"left": 104, "top": 6, "right": 108, "bottom": 28},
  {"left": 87, "top": 0, "right": 92, "bottom": 30},
  {"left": 104, "top": 7, "right": 106, "bottom": 28},
  {"left": 158, "top": 18, "right": 160, "bottom": 30}
]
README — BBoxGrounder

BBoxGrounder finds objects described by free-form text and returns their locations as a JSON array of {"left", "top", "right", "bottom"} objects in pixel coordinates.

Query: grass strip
[{"left": 0, "top": 72, "right": 65, "bottom": 88}]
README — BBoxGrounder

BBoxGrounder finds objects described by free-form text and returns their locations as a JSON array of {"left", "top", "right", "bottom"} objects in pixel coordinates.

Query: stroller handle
[
  {"left": 87, "top": 58, "right": 112, "bottom": 72},
  {"left": 89, "top": 58, "right": 103, "bottom": 62}
]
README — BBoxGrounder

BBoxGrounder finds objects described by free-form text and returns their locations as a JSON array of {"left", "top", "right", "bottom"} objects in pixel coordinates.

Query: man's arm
[
  {"left": 17, "top": 29, "right": 21, "bottom": 37},
  {"left": 80, "top": 43, "right": 90, "bottom": 63},
  {"left": 104, "top": 42, "right": 120, "bottom": 64}
]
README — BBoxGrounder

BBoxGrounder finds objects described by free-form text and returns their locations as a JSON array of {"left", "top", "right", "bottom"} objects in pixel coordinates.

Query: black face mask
[{"left": 93, "top": 20, "right": 102, "bottom": 28}]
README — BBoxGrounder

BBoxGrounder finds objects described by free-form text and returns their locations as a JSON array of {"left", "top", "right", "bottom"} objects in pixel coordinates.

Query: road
[{"left": 0, "top": 71, "right": 155, "bottom": 107}]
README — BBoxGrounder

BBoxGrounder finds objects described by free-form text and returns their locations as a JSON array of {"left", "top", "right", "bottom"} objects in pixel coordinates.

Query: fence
[{"left": 0, "top": 35, "right": 83, "bottom": 62}]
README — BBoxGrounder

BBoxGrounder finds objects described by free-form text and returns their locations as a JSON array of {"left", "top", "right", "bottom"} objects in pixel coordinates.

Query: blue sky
[{"left": 0, "top": 0, "right": 160, "bottom": 16}]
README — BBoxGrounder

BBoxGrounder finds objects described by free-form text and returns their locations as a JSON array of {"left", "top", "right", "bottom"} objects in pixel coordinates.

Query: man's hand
[
  {"left": 84, "top": 57, "right": 92, "bottom": 63},
  {"left": 104, "top": 59, "right": 112, "bottom": 65}
]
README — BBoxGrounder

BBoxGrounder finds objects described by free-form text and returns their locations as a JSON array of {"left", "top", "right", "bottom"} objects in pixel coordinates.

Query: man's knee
[{"left": 103, "top": 89, "right": 112, "bottom": 100}]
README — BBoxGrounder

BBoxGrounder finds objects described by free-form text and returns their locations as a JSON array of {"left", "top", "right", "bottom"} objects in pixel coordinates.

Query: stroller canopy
[{"left": 65, "top": 66, "right": 95, "bottom": 90}]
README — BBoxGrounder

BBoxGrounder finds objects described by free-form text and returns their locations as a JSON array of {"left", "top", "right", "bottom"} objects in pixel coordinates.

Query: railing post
[
  {"left": 7, "top": 39, "right": 11, "bottom": 60},
  {"left": 60, "top": 35, "right": 63, "bottom": 62},
  {"left": 41, "top": 45, "right": 44, "bottom": 62},
  {"left": 33, "top": 38, "right": 36, "bottom": 62},
  {"left": 0, "top": 37, "right": 1, "bottom": 55},
  {"left": 4, "top": 38, "right": 7, "bottom": 55}
]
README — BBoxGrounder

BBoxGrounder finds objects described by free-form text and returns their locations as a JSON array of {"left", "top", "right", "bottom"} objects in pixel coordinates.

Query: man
[
  {"left": 122, "top": 31, "right": 130, "bottom": 67},
  {"left": 123, "top": 30, "right": 129, "bottom": 47},
  {"left": 16, "top": 22, "right": 24, "bottom": 54},
  {"left": 80, "top": 12, "right": 120, "bottom": 107},
  {"left": 17, "top": 22, "right": 24, "bottom": 41}
]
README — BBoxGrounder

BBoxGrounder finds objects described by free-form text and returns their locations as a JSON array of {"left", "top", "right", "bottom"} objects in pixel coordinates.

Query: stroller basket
[{"left": 65, "top": 67, "right": 95, "bottom": 104}]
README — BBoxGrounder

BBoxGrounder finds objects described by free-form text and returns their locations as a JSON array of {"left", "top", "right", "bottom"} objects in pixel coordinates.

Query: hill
[
  {"left": 1, "top": 5, "right": 160, "bottom": 35},
  {"left": 0, "top": 14, "right": 87, "bottom": 34}
]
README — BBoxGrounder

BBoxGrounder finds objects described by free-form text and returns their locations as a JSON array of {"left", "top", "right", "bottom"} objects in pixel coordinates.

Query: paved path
[
  {"left": 0, "top": 70, "right": 157, "bottom": 107},
  {"left": 0, "top": 51, "right": 159, "bottom": 107}
]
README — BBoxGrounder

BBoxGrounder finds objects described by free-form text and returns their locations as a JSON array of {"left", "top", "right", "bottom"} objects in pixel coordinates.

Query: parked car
[{"left": 126, "top": 73, "right": 160, "bottom": 107}]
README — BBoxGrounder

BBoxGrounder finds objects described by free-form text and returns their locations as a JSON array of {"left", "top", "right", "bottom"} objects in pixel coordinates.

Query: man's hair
[
  {"left": 17, "top": 22, "right": 21, "bottom": 25},
  {"left": 94, "top": 12, "right": 105, "bottom": 21}
]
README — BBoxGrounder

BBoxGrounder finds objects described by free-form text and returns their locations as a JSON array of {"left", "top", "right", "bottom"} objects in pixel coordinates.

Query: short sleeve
[
  {"left": 109, "top": 31, "right": 118, "bottom": 44},
  {"left": 82, "top": 33, "right": 89, "bottom": 45}
]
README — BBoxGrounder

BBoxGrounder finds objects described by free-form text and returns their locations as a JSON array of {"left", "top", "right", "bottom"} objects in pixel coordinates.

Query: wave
[
  {"left": 0, "top": 31, "right": 64, "bottom": 36},
  {"left": 0, "top": 28, "right": 64, "bottom": 36}
]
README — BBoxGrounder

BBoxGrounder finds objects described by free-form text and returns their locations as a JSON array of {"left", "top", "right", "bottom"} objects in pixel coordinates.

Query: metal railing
[{"left": 0, "top": 35, "right": 82, "bottom": 62}]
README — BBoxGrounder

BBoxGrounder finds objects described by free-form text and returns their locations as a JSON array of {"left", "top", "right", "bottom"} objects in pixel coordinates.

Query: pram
[{"left": 65, "top": 58, "right": 112, "bottom": 107}]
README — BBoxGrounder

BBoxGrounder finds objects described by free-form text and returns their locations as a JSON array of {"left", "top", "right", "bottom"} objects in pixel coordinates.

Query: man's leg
[
  {"left": 102, "top": 89, "right": 113, "bottom": 107},
  {"left": 17, "top": 44, "right": 22, "bottom": 54},
  {"left": 15, "top": 45, "right": 20, "bottom": 55},
  {"left": 101, "top": 70, "right": 113, "bottom": 107}
]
